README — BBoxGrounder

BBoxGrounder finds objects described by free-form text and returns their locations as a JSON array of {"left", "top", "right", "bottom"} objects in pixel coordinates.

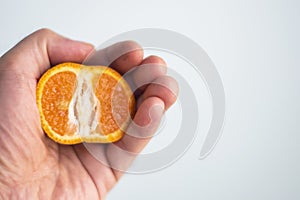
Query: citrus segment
[
  {"left": 96, "top": 72, "right": 131, "bottom": 135},
  {"left": 41, "top": 71, "right": 77, "bottom": 136},
  {"left": 36, "top": 62, "right": 135, "bottom": 144}
]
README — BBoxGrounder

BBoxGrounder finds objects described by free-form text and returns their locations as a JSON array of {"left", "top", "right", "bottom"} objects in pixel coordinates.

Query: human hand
[{"left": 0, "top": 29, "right": 177, "bottom": 199}]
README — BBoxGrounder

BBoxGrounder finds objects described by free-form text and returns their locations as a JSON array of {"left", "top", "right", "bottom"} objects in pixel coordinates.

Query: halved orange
[{"left": 36, "top": 62, "right": 135, "bottom": 144}]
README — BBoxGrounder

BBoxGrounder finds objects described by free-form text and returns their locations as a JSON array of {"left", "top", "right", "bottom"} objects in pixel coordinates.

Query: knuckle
[
  {"left": 144, "top": 55, "right": 167, "bottom": 66},
  {"left": 34, "top": 28, "right": 55, "bottom": 37}
]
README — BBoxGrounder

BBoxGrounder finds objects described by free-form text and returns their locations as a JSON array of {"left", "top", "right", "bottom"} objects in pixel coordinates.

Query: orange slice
[{"left": 36, "top": 62, "right": 135, "bottom": 144}]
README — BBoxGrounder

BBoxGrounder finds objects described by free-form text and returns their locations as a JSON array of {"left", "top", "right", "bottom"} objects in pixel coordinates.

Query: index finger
[
  {"left": 83, "top": 41, "right": 144, "bottom": 75},
  {"left": 0, "top": 28, "right": 94, "bottom": 80}
]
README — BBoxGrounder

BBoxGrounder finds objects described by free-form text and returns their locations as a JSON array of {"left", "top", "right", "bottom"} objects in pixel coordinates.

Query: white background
[{"left": 1, "top": 0, "right": 299, "bottom": 199}]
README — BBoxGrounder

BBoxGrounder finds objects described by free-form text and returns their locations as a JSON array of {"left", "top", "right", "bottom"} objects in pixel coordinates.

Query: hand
[{"left": 0, "top": 29, "right": 177, "bottom": 199}]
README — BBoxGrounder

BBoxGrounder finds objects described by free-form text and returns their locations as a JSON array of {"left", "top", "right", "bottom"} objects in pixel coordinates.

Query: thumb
[{"left": 0, "top": 28, "right": 94, "bottom": 79}]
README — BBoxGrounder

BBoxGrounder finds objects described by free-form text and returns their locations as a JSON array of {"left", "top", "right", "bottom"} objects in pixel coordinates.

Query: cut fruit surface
[{"left": 36, "top": 62, "right": 135, "bottom": 144}]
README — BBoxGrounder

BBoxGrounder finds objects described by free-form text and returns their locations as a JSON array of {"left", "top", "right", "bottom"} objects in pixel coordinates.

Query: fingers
[
  {"left": 0, "top": 28, "right": 94, "bottom": 79},
  {"left": 137, "top": 75, "right": 178, "bottom": 109},
  {"left": 84, "top": 41, "right": 144, "bottom": 74},
  {"left": 118, "top": 97, "right": 165, "bottom": 152},
  {"left": 134, "top": 55, "right": 167, "bottom": 85},
  {"left": 105, "top": 53, "right": 178, "bottom": 178},
  {"left": 132, "top": 55, "right": 167, "bottom": 97},
  {"left": 106, "top": 97, "right": 165, "bottom": 178},
  {"left": 130, "top": 55, "right": 177, "bottom": 109}
]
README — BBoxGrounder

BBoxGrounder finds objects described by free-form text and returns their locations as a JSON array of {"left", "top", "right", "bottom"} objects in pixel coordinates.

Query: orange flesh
[
  {"left": 40, "top": 68, "right": 131, "bottom": 137},
  {"left": 41, "top": 71, "right": 77, "bottom": 136},
  {"left": 96, "top": 72, "right": 129, "bottom": 135}
]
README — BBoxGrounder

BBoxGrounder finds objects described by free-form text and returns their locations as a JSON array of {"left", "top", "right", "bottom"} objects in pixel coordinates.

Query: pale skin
[{"left": 0, "top": 29, "right": 178, "bottom": 199}]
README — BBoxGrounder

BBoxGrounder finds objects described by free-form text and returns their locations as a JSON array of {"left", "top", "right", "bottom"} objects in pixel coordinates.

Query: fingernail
[{"left": 150, "top": 102, "right": 165, "bottom": 118}]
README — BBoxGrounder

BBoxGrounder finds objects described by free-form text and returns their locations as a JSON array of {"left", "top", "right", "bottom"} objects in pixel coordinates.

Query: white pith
[{"left": 68, "top": 68, "right": 101, "bottom": 137}]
